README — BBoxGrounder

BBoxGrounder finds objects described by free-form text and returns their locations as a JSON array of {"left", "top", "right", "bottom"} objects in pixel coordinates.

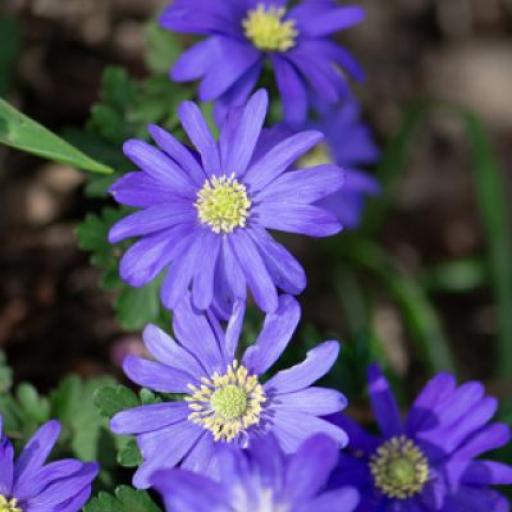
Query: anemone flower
[
  {"left": 329, "top": 364, "right": 512, "bottom": 511},
  {"left": 0, "top": 417, "right": 98, "bottom": 512},
  {"left": 110, "top": 294, "right": 347, "bottom": 488},
  {"left": 108, "top": 90, "right": 346, "bottom": 314},
  {"left": 151, "top": 434, "right": 360, "bottom": 512},
  {"left": 162, "top": 0, "right": 365, "bottom": 125}
]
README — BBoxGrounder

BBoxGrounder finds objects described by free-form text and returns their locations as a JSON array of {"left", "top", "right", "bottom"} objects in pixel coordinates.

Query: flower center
[
  {"left": 370, "top": 436, "right": 429, "bottom": 499},
  {"left": 195, "top": 174, "right": 251, "bottom": 234},
  {"left": 298, "top": 144, "right": 333, "bottom": 168},
  {"left": 242, "top": 4, "right": 298, "bottom": 52},
  {"left": 0, "top": 497, "right": 22, "bottom": 512},
  {"left": 186, "top": 361, "right": 266, "bottom": 442}
]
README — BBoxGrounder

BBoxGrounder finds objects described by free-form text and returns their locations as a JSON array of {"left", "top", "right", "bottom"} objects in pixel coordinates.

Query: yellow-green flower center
[
  {"left": 195, "top": 174, "right": 251, "bottom": 234},
  {"left": 0, "top": 496, "right": 22, "bottom": 512},
  {"left": 298, "top": 143, "right": 333, "bottom": 168},
  {"left": 243, "top": 4, "right": 298, "bottom": 52},
  {"left": 370, "top": 436, "right": 430, "bottom": 499},
  {"left": 186, "top": 361, "right": 266, "bottom": 442}
]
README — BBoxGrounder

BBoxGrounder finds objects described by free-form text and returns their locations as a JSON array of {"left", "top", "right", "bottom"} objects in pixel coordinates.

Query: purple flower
[
  {"left": 270, "top": 98, "right": 380, "bottom": 229},
  {"left": 151, "top": 434, "right": 360, "bottom": 512},
  {"left": 329, "top": 364, "right": 512, "bottom": 511},
  {"left": 108, "top": 90, "right": 345, "bottom": 314},
  {"left": 306, "top": 99, "right": 380, "bottom": 229},
  {"left": 110, "top": 294, "right": 348, "bottom": 489},
  {"left": 0, "top": 417, "right": 98, "bottom": 512},
  {"left": 161, "top": 0, "right": 365, "bottom": 125}
]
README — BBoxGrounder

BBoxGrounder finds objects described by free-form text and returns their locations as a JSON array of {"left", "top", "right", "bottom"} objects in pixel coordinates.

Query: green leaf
[
  {"left": 94, "top": 385, "right": 139, "bottom": 418},
  {"left": 117, "top": 437, "right": 143, "bottom": 468},
  {"left": 0, "top": 17, "right": 21, "bottom": 95},
  {"left": 0, "top": 350, "right": 13, "bottom": 393},
  {"left": 0, "top": 98, "right": 113, "bottom": 174},
  {"left": 421, "top": 258, "right": 487, "bottom": 293},
  {"left": 116, "top": 279, "right": 162, "bottom": 331},
  {"left": 50, "top": 375, "right": 116, "bottom": 460},
  {"left": 16, "top": 383, "right": 50, "bottom": 424},
  {"left": 462, "top": 112, "right": 512, "bottom": 378},
  {"left": 85, "top": 486, "right": 162, "bottom": 512}
]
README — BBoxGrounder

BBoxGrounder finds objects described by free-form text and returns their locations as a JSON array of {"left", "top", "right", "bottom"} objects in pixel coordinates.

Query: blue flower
[
  {"left": 110, "top": 294, "right": 348, "bottom": 489},
  {"left": 161, "top": 0, "right": 365, "bottom": 125},
  {"left": 269, "top": 98, "right": 380, "bottom": 229},
  {"left": 108, "top": 90, "right": 345, "bottom": 314},
  {"left": 151, "top": 434, "right": 360, "bottom": 512},
  {"left": 0, "top": 417, "right": 98, "bottom": 512},
  {"left": 329, "top": 364, "right": 512, "bottom": 511}
]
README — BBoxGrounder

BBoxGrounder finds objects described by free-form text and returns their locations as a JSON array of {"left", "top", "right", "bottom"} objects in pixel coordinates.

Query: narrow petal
[
  {"left": 218, "top": 237, "right": 247, "bottom": 303},
  {"left": 171, "top": 38, "right": 216, "bottom": 82},
  {"left": 198, "top": 37, "right": 261, "bottom": 101},
  {"left": 271, "top": 55, "right": 308, "bottom": 126},
  {"left": 224, "top": 300, "right": 246, "bottom": 361},
  {"left": 284, "top": 435, "right": 339, "bottom": 502},
  {"left": 229, "top": 229, "right": 278, "bottom": 313},
  {"left": 248, "top": 227, "right": 306, "bottom": 295},
  {"left": 264, "top": 341, "right": 339, "bottom": 394},
  {"left": 178, "top": 101, "right": 221, "bottom": 176},
  {"left": 243, "top": 295, "right": 301, "bottom": 374},
  {"left": 367, "top": 364, "right": 403, "bottom": 438},
  {"left": 271, "top": 387, "right": 347, "bottom": 416},
  {"left": 291, "top": 5, "right": 365, "bottom": 36},
  {"left": 180, "top": 432, "right": 217, "bottom": 475},
  {"left": 119, "top": 224, "right": 194, "bottom": 287},
  {"left": 123, "top": 139, "right": 196, "bottom": 197},
  {"left": 255, "top": 165, "right": 345, "bottom": 203},
  {"left": 134, "top": 422, "right": 204, "bottom": 489},
  {"left": 225, "top": 89, "right": 268, "bottom": 176},
  {"left": 151, "top": 468, "right": 229, "bottom": 512},
  {"left": 244, "top": 131, "right": 323, "bottom": 192},
  {"left": 123, "top": 355, "right": 195, "bottom": 393},
  {"left": 111, "top": 402, "right": 190, "bottom": 435},
  {"left": 14, "top": 420, "right": 60, "bottom": 486},
  {"left": 143, "top": 324, "right": 204, "bottom": 376},
  {"left": 110, "top": 172, "right": 178, "bottom": 208},
  {"left": 0, "top": 437, "right": 14, "bottom": 496},
  {"left": 173, "top": 292, "right": 225, "bottom": 375},
  {"left": 192, "top": 233, "right": 221, "bottom": 310},
  {"left": 254, "top": 201, "right": 342, "bottom": 237},
  {"left": 462, "top": 460, "right": 512, "bottom": 486},
  {"left": 456, "top": 423, "right": 511, "bottom": 459},
  {"left": 148, "top": 124, "right": 206, "bottom": 185},
  {"left": 271, "top": 410, "right": 348, "bottom": 453},
  {"left": 160, "top": 231, "right": 205, "bottom": 310},
  {"left": 108, "top": 202, "right": 195, "bottom": 243}
]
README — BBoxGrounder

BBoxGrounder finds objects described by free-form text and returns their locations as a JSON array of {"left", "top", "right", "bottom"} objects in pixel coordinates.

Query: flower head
[
  {"left": 162, "top": 0, "right": 365, "bottom": 125},
  {"left": 108, "top": 90, "right": 345, "bottom": 314},
  {"left": 329, "top": 364, "right": 512, "bottom": 511},
  {"left": 110, "top": 294, "right": 348, "bottom": 489},
  {"left": 0, "top": 418, "right": 98, "bottom": 512},
  {"left": 151, "top": 434, "right": 360, "bottom": 512}
]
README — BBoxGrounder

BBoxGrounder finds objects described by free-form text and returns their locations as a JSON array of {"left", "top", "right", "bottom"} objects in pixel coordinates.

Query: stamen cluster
[
  {"left": 369, "top": 436, "right": 429, "bottom": 499},
  {"left": 195, "top": 174, "right": 251, "bottom": 234},
  {"left": 0, "top": 497, "right": 22, "bottom": 512},
  {"left": 186, "top": 361, "right": 266, "bottom": 442},
  {"left": 243, "top": 4, "right": 298, "bottom": 52}
]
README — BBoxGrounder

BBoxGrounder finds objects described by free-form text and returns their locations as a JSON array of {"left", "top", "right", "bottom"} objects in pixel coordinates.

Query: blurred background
[{"left": 0, "top": 0, "right": 511, "bottom": 407}]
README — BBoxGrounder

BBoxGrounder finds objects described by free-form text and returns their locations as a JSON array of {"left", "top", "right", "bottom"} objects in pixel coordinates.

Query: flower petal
[
  {"left": 254, "top": 201, "right": 342, "bottom": 237},
  {"left": 110, "top": 402, "right": 190, "bottom": 435},
  {"left": 192, "top": 232, "right": 222, "bottom": 310},
  {"left": 243, "top": 295, "right": 300, "bottom": 375},
  {"left": 271, "top": 387, "right": 347, "bottom": 416},
  {"left": 123, "top": 355, "right": 195, "bottom": 393},
  {"left": 244, "top": 131, "right": 323, "bottom": 192},
  {"left": 367, "top": 363, "right": 403, "bottom": 438},
  {"left": 178, "top": 101, "right": 221, "bottom": 176},
  {"left": 228, "top": 229, "right": 278, "bottom": 313},
  {"left": 264, "top": 341, "right": 339, "bottom": 394}
]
